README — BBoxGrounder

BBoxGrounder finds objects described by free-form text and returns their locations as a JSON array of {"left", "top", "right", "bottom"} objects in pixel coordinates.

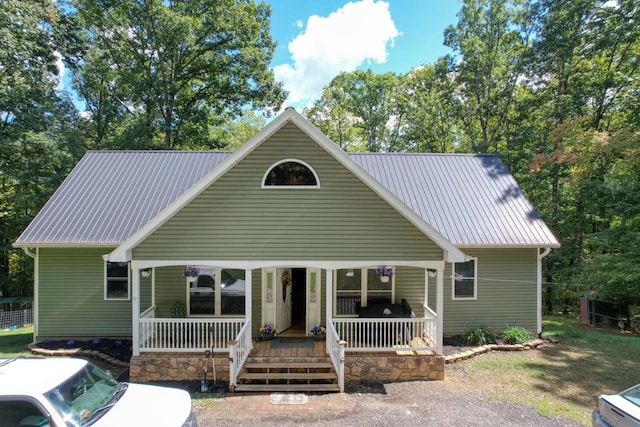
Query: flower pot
[
  {"left": 380, "top": 276, "right": 390, "bottom": 283},
  {"left": 313, "top": 334, "right": 326, "bottom": 341},
  {"left": 261, "top": 332, "right": 275, "bottom": 340}
]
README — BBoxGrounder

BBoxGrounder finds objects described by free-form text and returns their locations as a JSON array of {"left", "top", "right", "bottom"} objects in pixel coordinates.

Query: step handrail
[{"left": 229, "top": 317, "right": 252, "bottom": 389}]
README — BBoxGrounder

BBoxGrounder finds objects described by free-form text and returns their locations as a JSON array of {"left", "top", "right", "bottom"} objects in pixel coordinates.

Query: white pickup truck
[{"left": 0, "top": 357, "right": 197, "bottom": 427}]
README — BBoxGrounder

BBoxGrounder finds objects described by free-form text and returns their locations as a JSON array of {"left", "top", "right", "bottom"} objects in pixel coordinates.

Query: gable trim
[{"left": 106, "top": 108, "right": 466, "bottom": 263}]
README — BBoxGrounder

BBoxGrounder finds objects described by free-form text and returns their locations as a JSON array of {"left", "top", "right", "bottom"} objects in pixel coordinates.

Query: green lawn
[
  {"left": 450, "top": 315, "right": 640, "bottom": 425},
  {"left": 0, "top": 326, "right": 34, "bottom": 357}
]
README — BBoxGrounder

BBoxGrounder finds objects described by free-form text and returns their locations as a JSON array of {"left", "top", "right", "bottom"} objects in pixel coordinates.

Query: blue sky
[{"left": 266, "top": 0, "right": 461, "bottom": 110}]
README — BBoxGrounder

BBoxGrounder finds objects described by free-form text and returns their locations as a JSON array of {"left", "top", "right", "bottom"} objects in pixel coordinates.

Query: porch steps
[{"left": 234, "top": 359, "right": 340, "bottom": 393}]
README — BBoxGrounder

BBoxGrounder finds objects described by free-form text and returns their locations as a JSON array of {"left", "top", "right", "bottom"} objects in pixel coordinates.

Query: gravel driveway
[{"left": 192, "top": 375, "right": 584, "bottom": 426}]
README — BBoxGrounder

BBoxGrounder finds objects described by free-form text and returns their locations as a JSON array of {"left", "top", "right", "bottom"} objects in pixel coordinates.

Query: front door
[
  {"left": 276, "top": 268, "right": 292, "bottom": 333},
  {"left": 291, "top": 268, "right": 306, "bottom": 325}
]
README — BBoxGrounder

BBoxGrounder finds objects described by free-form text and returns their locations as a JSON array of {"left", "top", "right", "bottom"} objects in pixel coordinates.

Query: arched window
[{"left": 262, "top": 159, "right": 320, "bottom": 188}]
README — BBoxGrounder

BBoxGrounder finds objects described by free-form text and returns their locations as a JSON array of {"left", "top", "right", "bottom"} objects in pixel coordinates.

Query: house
[{"left": 15, "top": 108, "right": 559, "bottom": 391}]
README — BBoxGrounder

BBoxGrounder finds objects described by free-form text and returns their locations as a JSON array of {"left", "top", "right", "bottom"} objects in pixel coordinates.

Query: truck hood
[{"left": 95, "top": 383, "right": 192, "bottom": 426}]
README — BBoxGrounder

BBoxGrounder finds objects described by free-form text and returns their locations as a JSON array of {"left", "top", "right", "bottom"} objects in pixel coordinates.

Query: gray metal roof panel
[
  {"left": 16, "top": 151, "right": 559, "bottom": 247},
  {"left": 350, "top": 153, "right": 559, "bottom": 247},
  {"left": 15, "top": 151, "right": 230, "bottom": 245}
]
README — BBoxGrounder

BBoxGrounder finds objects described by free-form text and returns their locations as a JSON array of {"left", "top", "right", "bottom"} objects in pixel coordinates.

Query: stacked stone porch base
[{"left": 129, "top": 351, "right": 445, "bottom": 384}]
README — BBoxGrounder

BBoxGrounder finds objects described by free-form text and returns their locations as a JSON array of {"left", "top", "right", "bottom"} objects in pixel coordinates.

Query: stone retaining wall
[
  {"left": 129, "top": 354, "right": 230, "bottom": 382},
  {"left": 345, "top": 353, "right": 445, "bottom": 382}
]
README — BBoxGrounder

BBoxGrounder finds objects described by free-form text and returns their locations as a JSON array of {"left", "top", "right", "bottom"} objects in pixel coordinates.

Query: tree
[
  {"left": 68, "top": 0, "right": 286, "bottom": 149},
  {"left": 0, "top": 0, "right": 77, "bottom": 299},
  {"left": 399, "top": 58, "right": 460, "bottom": 153},
  {"left": 306, "top": 70, "right": 402, "bottom": 152},
  {"left": 443, "top": 0, "right": 532, "bottom": 154}
]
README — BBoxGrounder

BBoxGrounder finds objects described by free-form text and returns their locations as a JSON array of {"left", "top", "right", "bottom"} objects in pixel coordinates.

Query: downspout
[{"left": 537, "top": 248, "right": 552, "bottom": 334}]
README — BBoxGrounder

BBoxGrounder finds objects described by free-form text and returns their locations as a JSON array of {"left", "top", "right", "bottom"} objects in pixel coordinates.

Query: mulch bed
[{"left": 32, "top": 338, "right": 133, "bottom": 363}]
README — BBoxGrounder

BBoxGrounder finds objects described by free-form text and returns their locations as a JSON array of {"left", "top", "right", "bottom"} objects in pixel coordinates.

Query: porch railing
[
  {"left": 326, "top": 321, "right": 345, "bottom": 392},
  {"left": 332, "top": 317, "right": 437, "bottom": 352},
  {"left": 229, "top": 318, "right": 252, "bottom": 389},
  {"left": 138, "top": 317, "right": 245, "bottom": 352}
]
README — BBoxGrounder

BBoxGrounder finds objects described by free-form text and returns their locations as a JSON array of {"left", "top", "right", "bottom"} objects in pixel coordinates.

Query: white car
[
  {"left": 593, "top": 383, "right": 640, "bottom": 427},
  {"left": 0, "top": 357, "right": 197, "bottom": 427}
]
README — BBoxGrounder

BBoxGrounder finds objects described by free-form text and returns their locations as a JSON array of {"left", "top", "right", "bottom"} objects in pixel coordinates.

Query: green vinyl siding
[
  {"left": 37, "top": 248, "right": 132, "bottom": 339},
  {"left": 394, "top": 266, "right": 427, "bottom": 317},
  {"left": 134, "top": 123, "right": 442, "bottom": 261},
  {"left": 435, "top": 248, "right": 539, "bottom": 335}
]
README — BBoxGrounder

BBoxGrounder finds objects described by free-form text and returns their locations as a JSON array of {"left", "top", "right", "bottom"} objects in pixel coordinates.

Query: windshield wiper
[{"left": 84, "top": 383, "right": 128, "bottom": 425}]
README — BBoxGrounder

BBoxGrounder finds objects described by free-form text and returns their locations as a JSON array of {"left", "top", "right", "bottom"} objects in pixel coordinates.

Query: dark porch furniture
[{"left": 357, "top": 298, "right": 415, "bottom": 319}]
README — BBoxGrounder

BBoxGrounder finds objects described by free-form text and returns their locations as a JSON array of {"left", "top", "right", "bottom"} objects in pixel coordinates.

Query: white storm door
[{"left": 276, "top": 267, "right": 292, "bottom": 333}]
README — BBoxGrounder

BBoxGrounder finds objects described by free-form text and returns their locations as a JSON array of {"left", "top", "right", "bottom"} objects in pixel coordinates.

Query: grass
[
  {"left": 448, "top": 315, "right": 640, "bottom": 425},
  {"left": 0, "top": 325, "right": 34, "bottom": 357}
]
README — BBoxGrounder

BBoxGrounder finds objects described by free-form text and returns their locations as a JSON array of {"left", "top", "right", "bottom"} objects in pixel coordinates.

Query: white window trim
[
  {"left": 333, "top": 267, "right": 395, "bottom": 316},
  {"left": 104, "top": 261, "right": 130, "bottom": 301},
  {"left": 261, "top": 158, "right": 321, "bottom": 189},
  {"left": 452, "top": 257, "right": 477, "bottom": 300}
]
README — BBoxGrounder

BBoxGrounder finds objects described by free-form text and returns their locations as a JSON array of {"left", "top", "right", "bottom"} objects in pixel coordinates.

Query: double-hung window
[
  {"left": 452, "top": 258, "right": 477, "bottom": 300},
  {"left": 105, "top": 262, "right": 130, "bottom": 300},
  {"left": 187, "top": 267, "right": 246, "bottom": 316},
  {"left": 334, "top": 267, "right": 394, "bottom": 315}
]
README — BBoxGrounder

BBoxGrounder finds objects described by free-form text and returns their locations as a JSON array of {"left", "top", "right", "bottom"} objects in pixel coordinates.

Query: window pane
[
  {"left": 264, "top": 161, "right": 317, "bottom": 186},
  {"left": 336, "top": 269, "right": 361, "bottom": 315},
  {"left": 106, "top": 262, "right": 129, "bottom": 299},
  {"left": 106, "top": 280, "right": 128, "bottom": 299},
  {"left": 190, "top": 268, "right": 215, "bottom": 315},
  {"left": 337, "top": 269, "right": 361, "bottom": 290},
  {"left": 454, "top": 260, "right": 476, "bottom": 298},
  {"left": 221, "top": 269, "right": 245, "bottom": 315}
]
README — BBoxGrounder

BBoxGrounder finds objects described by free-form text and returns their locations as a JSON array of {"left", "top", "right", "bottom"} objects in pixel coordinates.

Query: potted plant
[
  {"left": 310, "top": 325, "right": 326, "bottom": 340},
  {"left": 376, "top": 266, "right": 394, "bottom": 283},
  {"left": 183, "top": 266, "right": 199, "bottom": 283},
  {"left": 259, "top": 324, "right": 276, "bottom": 340}
]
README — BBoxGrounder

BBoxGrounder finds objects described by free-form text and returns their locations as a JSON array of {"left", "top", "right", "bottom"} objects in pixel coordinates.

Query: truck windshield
[{"left": 43, "top": 363, "right": 121, "bottom": 426}]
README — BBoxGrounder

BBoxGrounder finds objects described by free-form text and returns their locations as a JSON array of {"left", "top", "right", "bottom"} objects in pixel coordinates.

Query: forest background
[{"left": 1, "top": 0, "right": 639, "bottom": 315}]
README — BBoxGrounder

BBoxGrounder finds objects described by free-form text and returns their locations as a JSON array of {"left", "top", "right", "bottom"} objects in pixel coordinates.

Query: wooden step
[
  {"left": 241, "top": 372, "right": 337, "bottom": 381},
  {"left": 233, "top": 383, "right": 341, "bottom": 392},
  {"left": 243, "top": 362, "right": 333, "bottom": 370}
]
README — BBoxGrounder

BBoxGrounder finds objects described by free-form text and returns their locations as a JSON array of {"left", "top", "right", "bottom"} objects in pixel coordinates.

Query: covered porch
[{"left": 129, "top": 261, "right": 446, "bottom": 391}]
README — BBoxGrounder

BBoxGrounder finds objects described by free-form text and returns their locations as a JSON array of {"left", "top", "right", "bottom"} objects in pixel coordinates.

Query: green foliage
[
  {"left": 68, "top": 0, "right": 286, "bottom": 149},
  {"left": 463, "top": 326, "right": 494, "bottom": 346},
  {"left": 501, "top": 326, "right": 532, "bottom": 344}
]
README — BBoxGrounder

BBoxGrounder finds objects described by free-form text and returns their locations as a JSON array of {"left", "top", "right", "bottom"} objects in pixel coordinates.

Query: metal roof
[
  {"left": 15, "top": 150, "right": 558, "bottom": 248},
  {"left": 350, "top": 153, "right": 558, "bottom": 247},
  {"left": 15, "top": 151, "right": 229, "bottom": 245}
]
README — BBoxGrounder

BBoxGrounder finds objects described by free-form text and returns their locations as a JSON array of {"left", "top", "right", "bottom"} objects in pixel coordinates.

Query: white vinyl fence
[{"left": 0, "top": 308, "right": 33, "bottom": 330}]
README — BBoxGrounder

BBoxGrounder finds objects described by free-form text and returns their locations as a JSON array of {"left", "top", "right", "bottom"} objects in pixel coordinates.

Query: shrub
[
  {"left": 501, "top": 326, "right": 532, "bottom": 344},
  {"left": 463, "top": 326, "right": 493, "bottom": 346}
]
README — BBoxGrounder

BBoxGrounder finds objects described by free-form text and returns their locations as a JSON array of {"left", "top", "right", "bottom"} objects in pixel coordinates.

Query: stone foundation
[
  {"left": 130, "top": 353, "right": 230, "bottom": 382},
  {"left": 130, "top": 351, "right": 445, "bottom": 384},
  {"left": 344, "top": 352, "right": 445, "bottom": 382}
]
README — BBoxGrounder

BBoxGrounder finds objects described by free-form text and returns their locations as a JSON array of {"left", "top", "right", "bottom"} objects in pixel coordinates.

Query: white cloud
[{"left": 274, "top": 0, "right": 399, "bottom": 108}]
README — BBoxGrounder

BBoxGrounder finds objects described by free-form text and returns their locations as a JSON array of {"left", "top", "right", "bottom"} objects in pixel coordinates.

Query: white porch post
[
  {"left": 131, "top": 267, "right": 140, "bottom": 357},
  {"left": 436, "top": 267, "right": 444, "bottom": 354},
  {"left": 245, "top": 268, "right": 252, "bottom": 330},
  {"left": 326, "top": 269, "right": 333, "bottom": 323}
]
